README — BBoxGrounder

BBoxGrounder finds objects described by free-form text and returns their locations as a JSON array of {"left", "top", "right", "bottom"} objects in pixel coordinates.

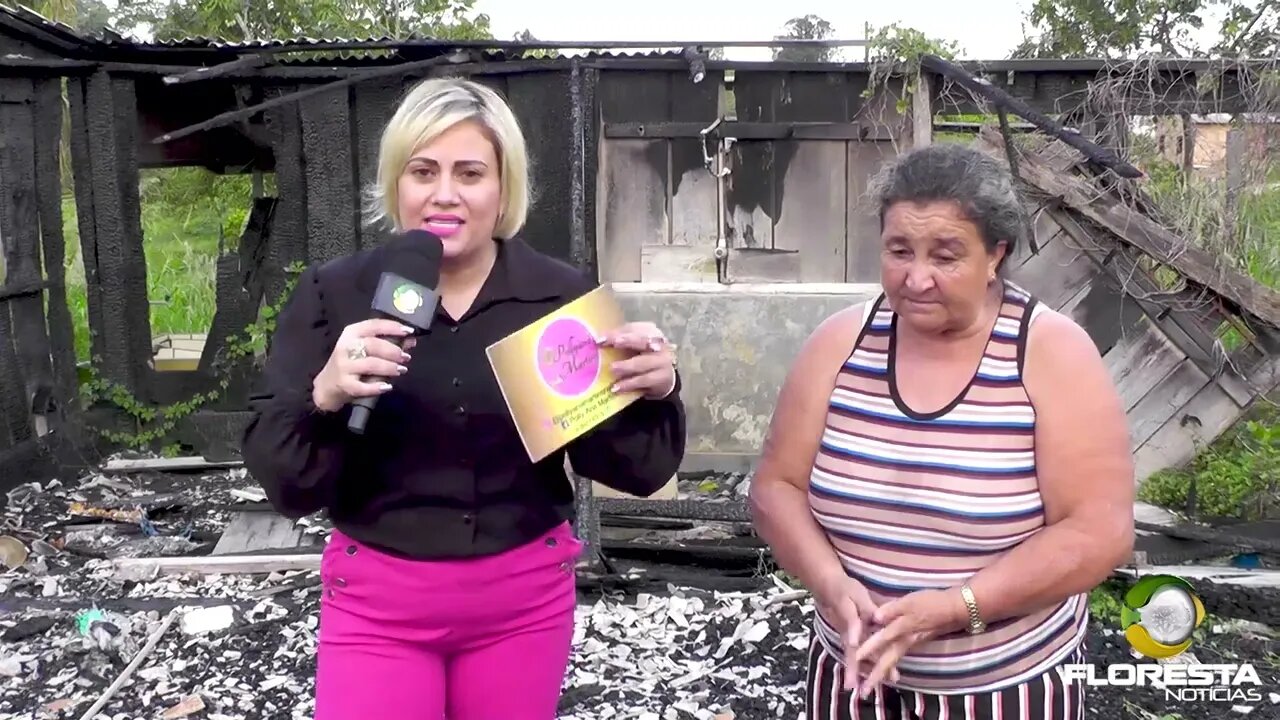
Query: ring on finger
[{"left": 346, "top": 340, "right": 367, "bottom": 361}]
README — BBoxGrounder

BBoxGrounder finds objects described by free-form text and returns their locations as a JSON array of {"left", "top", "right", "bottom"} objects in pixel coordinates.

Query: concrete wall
[{"left": 612, "top": 282, "right": 881, "bottom": 474}]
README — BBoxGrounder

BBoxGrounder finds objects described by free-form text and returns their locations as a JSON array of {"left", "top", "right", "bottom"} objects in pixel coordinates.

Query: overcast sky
[{"left": 471, "top": 0, "right": 1039, "bottom": 60}]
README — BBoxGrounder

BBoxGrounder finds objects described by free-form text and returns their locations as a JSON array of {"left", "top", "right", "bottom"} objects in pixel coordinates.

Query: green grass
[{"left": 59, "top": 167, "right": 254, "bottom": 363}]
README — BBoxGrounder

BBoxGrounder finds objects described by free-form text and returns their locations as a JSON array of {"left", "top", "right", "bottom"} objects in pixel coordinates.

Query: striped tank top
[{"left": 808, "top": 282, "right": 1088, "bottom": 695}]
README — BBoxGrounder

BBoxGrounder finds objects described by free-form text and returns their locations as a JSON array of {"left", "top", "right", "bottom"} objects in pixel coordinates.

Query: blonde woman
[{"left": 241, "top": 77, "right": 685, "bottom": 720}]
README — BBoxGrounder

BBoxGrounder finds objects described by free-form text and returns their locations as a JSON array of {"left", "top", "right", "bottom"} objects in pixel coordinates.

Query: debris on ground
[{"left": 0, "top": 460, "right": 1277, "bottom": 719}]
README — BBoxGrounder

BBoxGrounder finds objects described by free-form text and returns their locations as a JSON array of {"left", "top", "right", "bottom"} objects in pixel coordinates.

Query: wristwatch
[{"left": 960, "top": 583, "right": 986, "bottom": 634}]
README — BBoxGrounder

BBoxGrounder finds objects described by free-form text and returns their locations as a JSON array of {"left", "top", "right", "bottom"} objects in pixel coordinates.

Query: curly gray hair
[{"left": 870, "top": 143, "right": 1026, "bottom": 270}]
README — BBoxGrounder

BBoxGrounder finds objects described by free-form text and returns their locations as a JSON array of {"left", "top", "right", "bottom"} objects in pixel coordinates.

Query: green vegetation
[
  {"left": 1087, "top": 578, "right": 1128, "bottom": 626},
  {"left": 62, "top": 168, "right": 252, "bottom": 363},
  {"left": 1139, "top": 411, "right": 1280, "bottom": 521}
]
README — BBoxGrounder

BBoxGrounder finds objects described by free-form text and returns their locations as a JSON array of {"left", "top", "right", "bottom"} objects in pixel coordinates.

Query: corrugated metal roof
[
  {"left": 0, "top": 4, "right": 691, "bottom": 67},
  {"left": 0, "top": 2, "right": 103, "bottom": 50},
  {"left": 1, "top": 4, "right": 89, "bottom": 39}
]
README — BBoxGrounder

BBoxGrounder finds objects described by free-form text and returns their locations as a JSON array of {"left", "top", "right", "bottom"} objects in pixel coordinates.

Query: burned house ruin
[{"left": 3, "top": 4, "right": 1280, "bottom": 555}]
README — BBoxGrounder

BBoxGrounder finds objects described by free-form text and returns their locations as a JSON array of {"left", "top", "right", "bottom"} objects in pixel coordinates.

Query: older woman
[
  {"left": 241, "top": 77, "right": 685, "bottom": 720},
  {"left": 749, "top": 143, "right": 1134, "bottom": 720}
]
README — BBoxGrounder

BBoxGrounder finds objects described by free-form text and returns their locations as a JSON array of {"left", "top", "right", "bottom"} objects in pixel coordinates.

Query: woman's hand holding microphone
[{"left": 311, "top": 321, "right": 419, "bottom": 413}]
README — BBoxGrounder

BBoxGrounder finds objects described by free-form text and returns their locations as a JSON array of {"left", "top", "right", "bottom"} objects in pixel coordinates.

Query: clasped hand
[
  {"left": 815, "top": 575, "right": 969, "bottom": 699},
  {"left": 311, "top": 319, "right": 677, "bottom": 412}
]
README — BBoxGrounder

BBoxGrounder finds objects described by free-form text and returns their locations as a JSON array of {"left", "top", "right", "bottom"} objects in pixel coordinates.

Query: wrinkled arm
[
  {"left": 567, "top": 373, "right": 686, "bottom": 496},
  {"left": 240, "top": 267, "right": 349, "bottom": 518},
  {"left": 749, "top": 306, "right": 863, "bottom": 593},
  {"left": 962, "top": 309, "right": 1135, "bottom": 625}
]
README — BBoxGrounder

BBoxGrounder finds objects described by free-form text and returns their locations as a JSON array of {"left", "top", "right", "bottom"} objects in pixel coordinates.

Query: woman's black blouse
[{"left": 240, "top": 238, "right": 686, "bottom": 560}]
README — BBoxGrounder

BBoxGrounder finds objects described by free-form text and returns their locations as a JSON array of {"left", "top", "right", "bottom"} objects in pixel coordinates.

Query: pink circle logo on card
[{"left": 536, "top": 317, "right": 600, "bottom": 397}]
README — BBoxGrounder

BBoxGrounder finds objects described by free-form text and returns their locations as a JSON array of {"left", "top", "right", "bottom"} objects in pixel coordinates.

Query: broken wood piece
[
  {"left": 102, "top": 455, "right": 242, "bottom": 473},
  {"left": 212, "top": 512, "right": 304, "bottom": 555},
  {"left": 67, "top": 501, "right": 143, "bottom": 524},
  {"left": 92, "top": 492, "right": 184, "bottom": 510},
  {"left": 76, "top": 609, "right": 178, "bottom": 720},
  {"left": 1134, "top": 519, "right": 1280, "bottom": 555},
  {"left": 229, "top": 487, "right": 267, "bottom": 503},
  {"left": 1113, "top": 564, "right": 1280, "bottom": 588},
  {"left": 161, "top": 695, "right": 206, "bottom": 719},
  {"left": 113, "top": 553, "right": 322, "bottom": 579}
]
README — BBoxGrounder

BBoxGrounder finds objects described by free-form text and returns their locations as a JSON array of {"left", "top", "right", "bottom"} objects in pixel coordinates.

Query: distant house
[{"left": 1154, "top": 113, "right": 1280, "bottom": 176}]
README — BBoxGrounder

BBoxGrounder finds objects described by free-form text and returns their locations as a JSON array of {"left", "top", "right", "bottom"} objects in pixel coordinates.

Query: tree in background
[
  {"left": 107, "top": 0, "right": 491, "bottom": 43},
  {"left": 27, "top": 0, "right": 113, "bottom": 33},
  {"left": 773, "top": 14, "right": 837, "bottom": 63},
  {"left": 1012, "top": 0, "right": 1277, "bottom": 58}
]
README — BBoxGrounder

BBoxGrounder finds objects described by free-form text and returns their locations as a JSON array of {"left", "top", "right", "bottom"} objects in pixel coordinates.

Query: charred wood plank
[
  {"left": 0, "top": 279, "right": 53, "bottom": 302},
  {"left": 920, "top": 54, "right": 1142, "bottom": 179},
  {"left": 598, "top": 498, "right": 752, "bottom": 523},
  {"left": 299, "top": 87, "right": 358, "bottom": 262},
  {"left": 0, "top": 77, "right": 52, "bottom": 438},
  {"left": 351, "top": 77, "right": 402, "bottom": 249},
  {"left": 33, "top": 77, "right": 77, "bottom": 414},
  {"left": 69, "top": 71, "right": 153, "bottom": 396},
  {"left": 66, "top": 75, "right": 105, "bottom": 368},
  {"left": 162, "top": 53, "right": 273, "bottom": 85},
  {"left": 152, "top": 54, "right": 465, "bottom": 146},
  {"left": 263, "top": 88, "right": 307, "bottom": 303},
  {"left": 0, "top": 306, "right": 29, "bottom": 448}
]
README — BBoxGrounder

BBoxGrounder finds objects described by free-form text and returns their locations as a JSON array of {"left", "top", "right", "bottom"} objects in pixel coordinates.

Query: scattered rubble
[{"left": 0, "top": 461, "right": 1277, "bottom": 719}]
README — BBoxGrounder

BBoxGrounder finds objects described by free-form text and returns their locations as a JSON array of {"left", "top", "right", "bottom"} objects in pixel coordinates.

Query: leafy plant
[
  {"left": 1139, "top": 413, "right": 1280, "bottom": 521},
  {"left": 863, "top": 23, "right": 961, "bottom": 114},
  {"left": 1088, "top": 579, "right": 1128, "bottom": 626},
  {"left": 79, "top": 261, "right": 305, "bottom": 453}
]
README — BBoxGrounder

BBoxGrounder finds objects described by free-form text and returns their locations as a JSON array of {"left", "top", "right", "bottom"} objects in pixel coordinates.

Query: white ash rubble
[
  {"left": 558, "top": 584, "right": 812, "bottom": 719},
  {"left": 2, "top": 567, "right": 815, "bottom": 719},
  {"left": 2, "top": 461, "right": 815, "bottom": 719}
]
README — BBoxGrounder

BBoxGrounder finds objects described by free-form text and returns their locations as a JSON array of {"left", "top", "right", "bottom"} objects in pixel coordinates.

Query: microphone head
[
  {"left": 369, "top": 230, "right": 444, "bottom": 331},
  {"left": 385, "top": 229, "right": 443, "bottom": 288}
]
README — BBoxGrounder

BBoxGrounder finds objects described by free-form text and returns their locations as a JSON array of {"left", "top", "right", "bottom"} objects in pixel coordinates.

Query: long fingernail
[
  {"left": 401, "top": 352, "right": 412, "bottom": 362},
  {"left": 377, "top": 382, "right": 393, "bottom": 391},
  {"left": 397, "top": 365, "right": 408, "bottom": 375}
]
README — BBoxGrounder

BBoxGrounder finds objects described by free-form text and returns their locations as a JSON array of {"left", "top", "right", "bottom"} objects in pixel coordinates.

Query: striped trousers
[{"left": 806, "top": 637, "right": 1086, "bottom": 720}]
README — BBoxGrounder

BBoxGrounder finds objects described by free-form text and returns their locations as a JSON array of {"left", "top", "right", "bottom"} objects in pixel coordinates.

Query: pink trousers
[{"left": 314, "top": 521, "right": 583, "bottom": 720}]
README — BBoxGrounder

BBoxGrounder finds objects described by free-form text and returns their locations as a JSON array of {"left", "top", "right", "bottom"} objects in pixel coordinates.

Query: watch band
[{"left": 960, "top": 583, "right": 986, "bottom": 634}]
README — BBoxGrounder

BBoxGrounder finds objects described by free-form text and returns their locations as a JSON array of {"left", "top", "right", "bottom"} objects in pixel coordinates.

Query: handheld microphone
[{"left": 347, "top": 230, "right": 444, "bottom": 435}]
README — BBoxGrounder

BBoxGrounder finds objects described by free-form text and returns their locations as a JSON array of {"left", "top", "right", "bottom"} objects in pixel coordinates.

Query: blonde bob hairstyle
[{"left": 363, "top": 76, "right": 529, "bottom": 239}]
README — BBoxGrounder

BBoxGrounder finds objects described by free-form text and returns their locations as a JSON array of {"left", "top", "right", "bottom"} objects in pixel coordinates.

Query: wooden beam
[
  {"left": 603, "top": 121, "right": 866, "bottom": 140},
  {"left": 113, "top": 553, "right": 321, "bottom": 580},
  {"left": 162, "top": 53, "right": 272, "bottom": 85},
  {"left": 921, "top": 54, "right": 1142, "bottom": 178},
  {"left": 102, "top": 455, "right": 242, "bottom": 473},
  {"left": 151, "top": 53, "right": 466, "bottom": 145},
  {"left": 911, "top": 71, "right": 932, "bottom": 148}
]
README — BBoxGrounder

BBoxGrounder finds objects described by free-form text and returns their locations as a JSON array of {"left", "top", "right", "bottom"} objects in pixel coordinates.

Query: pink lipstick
[{"left": 424, "top": 214, "right": 464, "bottom": 239}]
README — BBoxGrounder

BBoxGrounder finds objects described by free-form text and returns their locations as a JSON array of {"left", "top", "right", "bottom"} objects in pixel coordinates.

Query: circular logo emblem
[
  {"left": 392, "top": 285, "right": 424, "bottom": 315},
  {"left": 535, "top": 317, "right": 600, "bottom": 397},
  {"left": 1120, "top": 574, "right": 1205, "bottom": 659}
]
